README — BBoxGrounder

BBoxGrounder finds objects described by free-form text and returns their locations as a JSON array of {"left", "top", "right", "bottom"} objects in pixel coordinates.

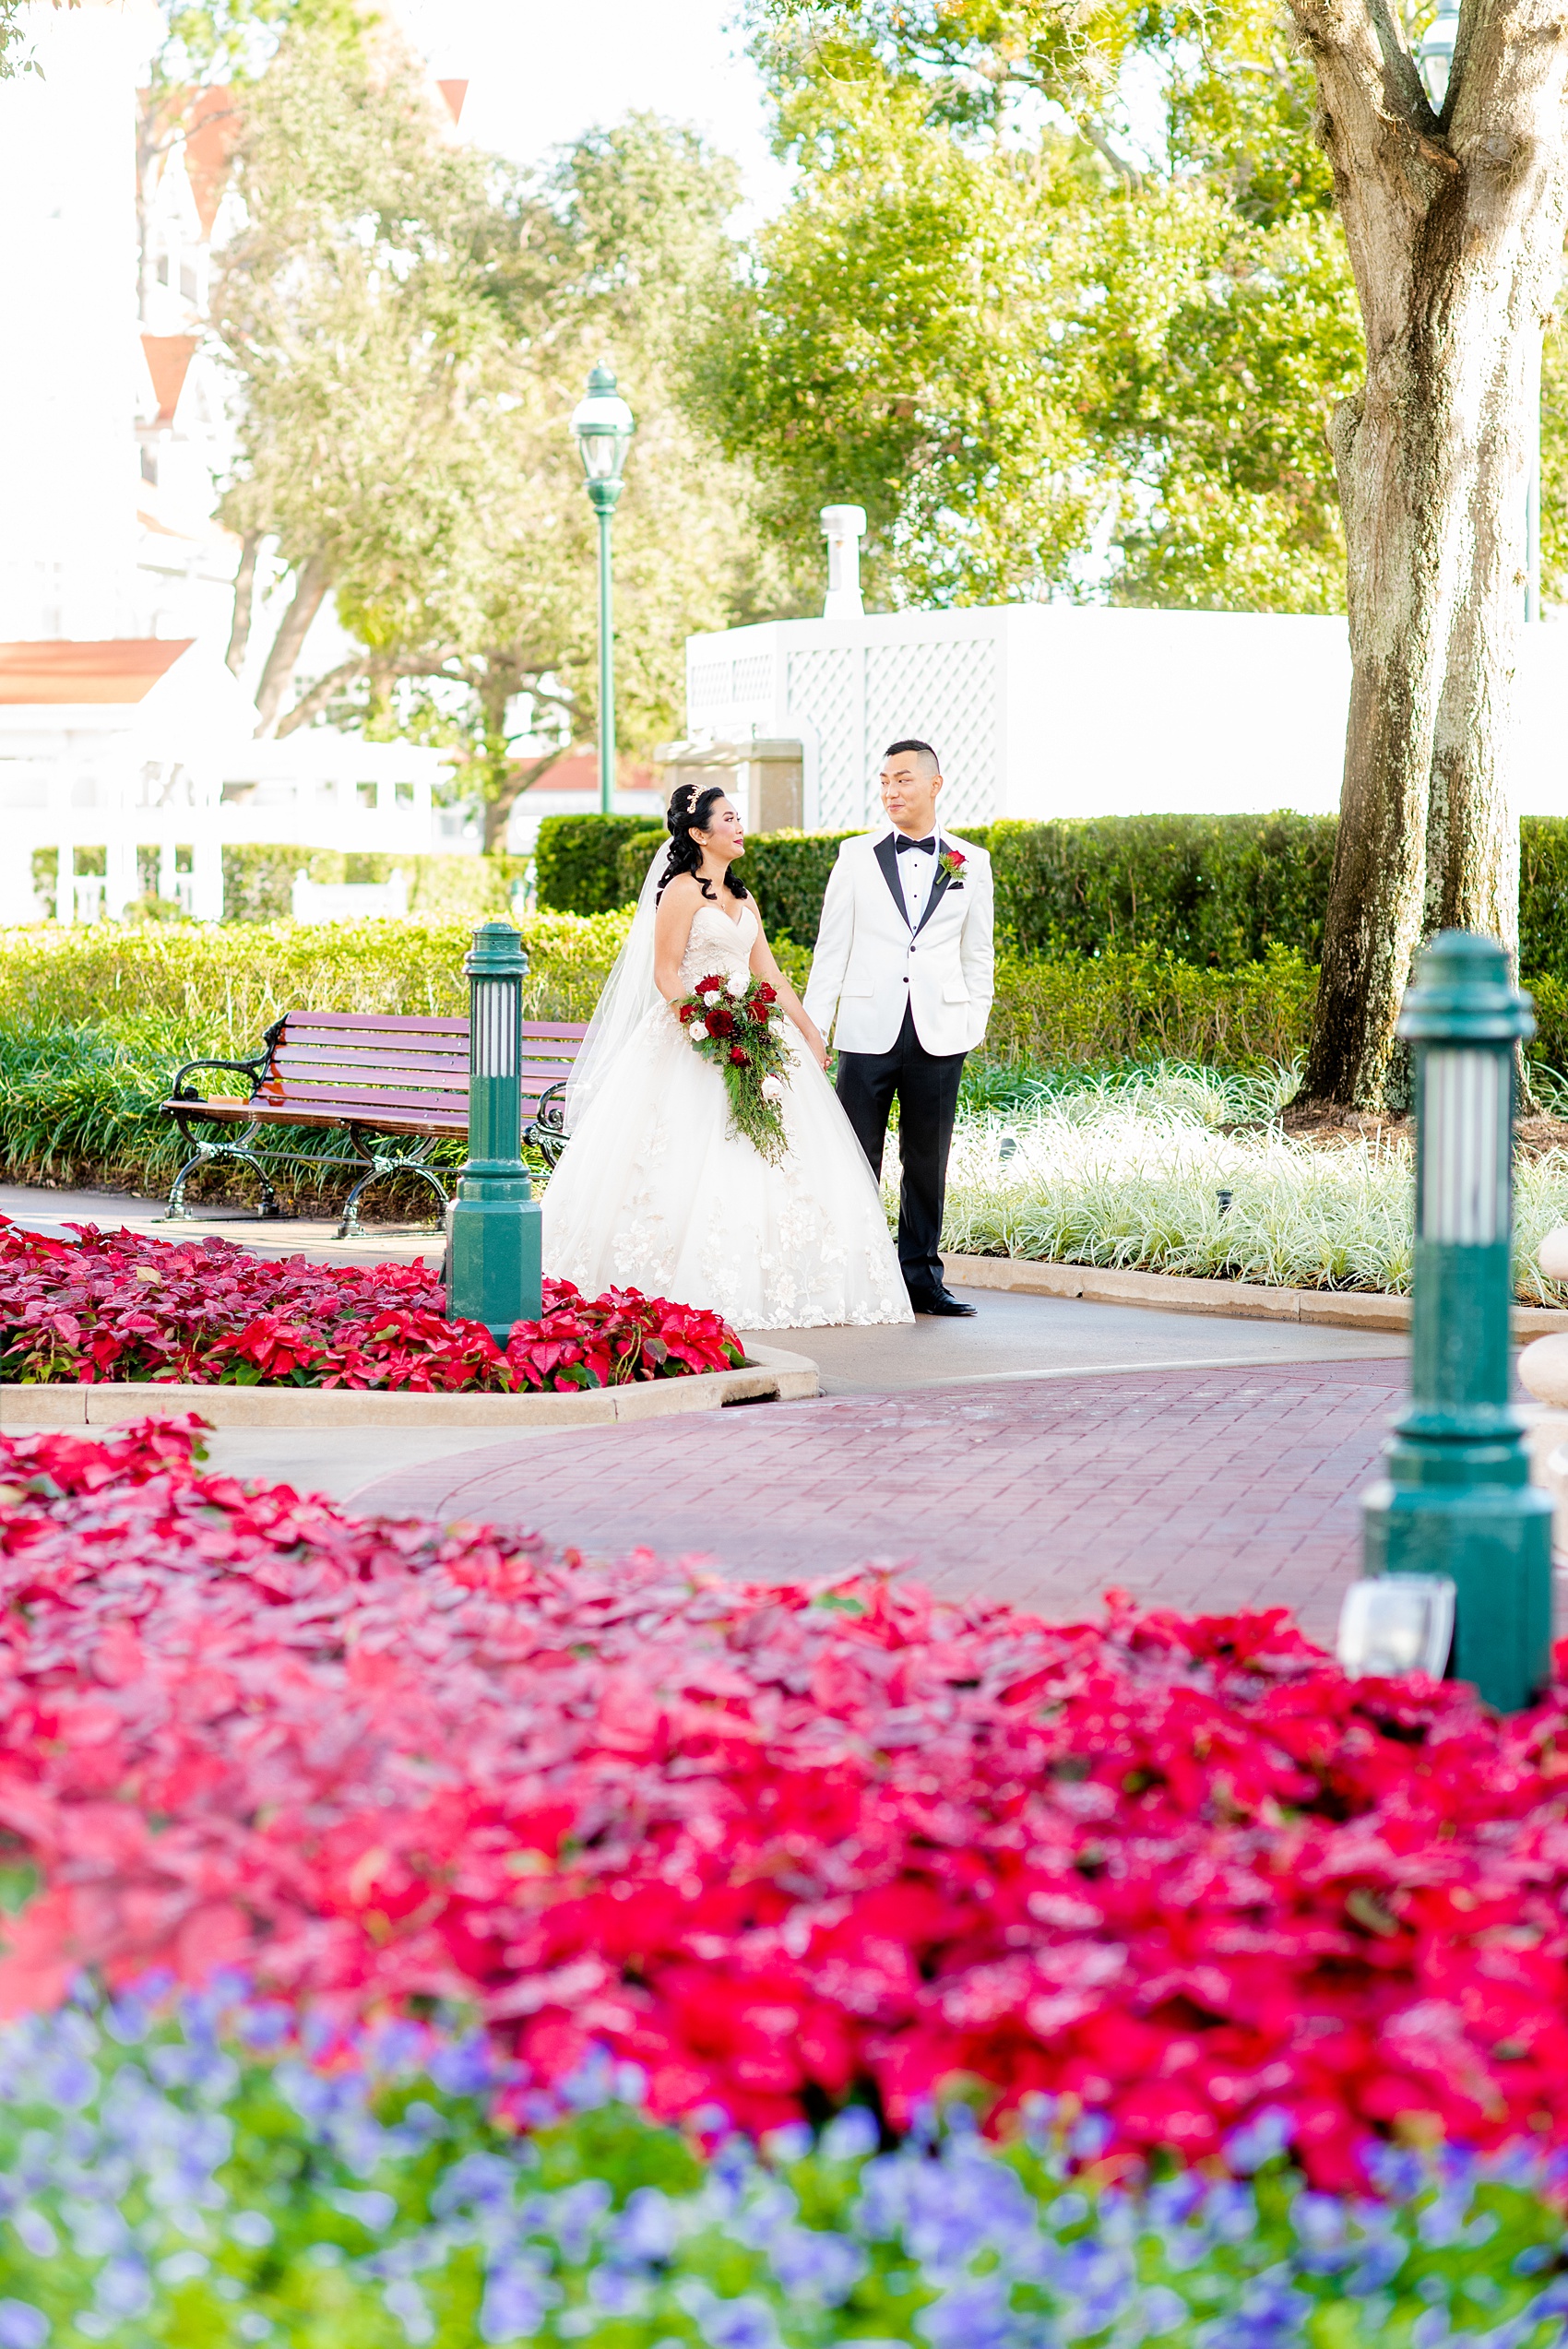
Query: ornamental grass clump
[
  {"left": 0, "top": 1219, "right": 742, "bottom": 1391},
  {"left": 14, "top": 1419, "right": 1568, "bottom": 2192},
  {"left": 5, "top": 1989, "right": 1568, "bottom": 2349},
  {"left": 937, "top": 1065, "right": 1568, "bottom": 1299}
]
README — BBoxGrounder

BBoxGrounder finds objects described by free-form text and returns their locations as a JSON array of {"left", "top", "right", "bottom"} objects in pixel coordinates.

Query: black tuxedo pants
[{"left": 835, "top": 1004, "right": 967, "bottom": 1299}]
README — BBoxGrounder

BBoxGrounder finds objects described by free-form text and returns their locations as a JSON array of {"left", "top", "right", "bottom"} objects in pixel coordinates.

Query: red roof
[
  {"left": 178, "top": 86, "right": 242, "bottom": 233},
  {"left": 142, "top": 334, "right": 197, "bottom": 424},
  {"left": 0, "top": 641, "right": 195, "bottom": 706},
  {"left": 436, "top": 78, "right": 468, "bottom": 124},
  {"left": 531, "top": 753, "right": 656, "bottom": 794}
]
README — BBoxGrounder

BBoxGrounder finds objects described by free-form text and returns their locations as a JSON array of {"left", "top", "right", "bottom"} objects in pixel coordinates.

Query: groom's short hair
[{"left": 885, "top": 738, "right": 940, "bottom": 777}]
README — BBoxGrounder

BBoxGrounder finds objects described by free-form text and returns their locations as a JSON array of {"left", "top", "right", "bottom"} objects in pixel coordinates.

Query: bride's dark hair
[{"left": 657, "top": 782, "right": 750, "bottom": 905}]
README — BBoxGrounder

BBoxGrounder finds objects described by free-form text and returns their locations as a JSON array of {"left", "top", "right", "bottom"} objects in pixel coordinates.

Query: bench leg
[
  {"left": 336, "top": 1135, "right": 450, "bottom": 1241},
  {"left": 162, "top": 1124, "right": 283, "bottom": 1224}
]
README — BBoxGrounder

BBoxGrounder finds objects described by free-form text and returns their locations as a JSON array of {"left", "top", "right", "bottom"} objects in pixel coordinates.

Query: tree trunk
[
  {"left": 1291, "top": 0, "right": 1568, "bottom": 1108},
  {"left": 226, "top": 532, "right": 262, "bottom": 677},
  {"left": 482, "top": 747, "right": 568, "bottom": 854},
  {"left": 275, "top": 655, "right": 370, "bottom": 736},
  {"left": 252, "top": 553, "right": 331, "bottom": 738}
]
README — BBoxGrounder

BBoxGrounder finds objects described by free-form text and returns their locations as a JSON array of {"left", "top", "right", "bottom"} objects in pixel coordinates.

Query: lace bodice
[{"left": 678, "top": 898, "right": 758, "bottom": 992}]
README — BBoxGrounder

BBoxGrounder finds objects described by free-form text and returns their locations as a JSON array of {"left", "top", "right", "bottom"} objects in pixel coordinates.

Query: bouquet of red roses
[{"left": 673, "top": 970, "right": 792, "bottom": 1161}]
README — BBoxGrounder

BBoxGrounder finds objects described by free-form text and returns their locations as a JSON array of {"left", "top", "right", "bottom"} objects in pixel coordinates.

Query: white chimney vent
[{"left": 820, "top": 504, "right": 866, "bottom": 620}]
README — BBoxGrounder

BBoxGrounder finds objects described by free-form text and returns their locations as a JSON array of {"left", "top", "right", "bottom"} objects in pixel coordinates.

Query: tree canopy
[
  {"left": 213, "top": 13, "right": 783, "bottom": 843},
  {"left": 699, "top": 1, "right": 1365, "bottom": 612}
]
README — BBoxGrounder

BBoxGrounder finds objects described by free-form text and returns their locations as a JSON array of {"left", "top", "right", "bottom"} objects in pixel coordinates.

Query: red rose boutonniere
[{"left": 938, "top": 846, "right": 967, "bottom": 887}]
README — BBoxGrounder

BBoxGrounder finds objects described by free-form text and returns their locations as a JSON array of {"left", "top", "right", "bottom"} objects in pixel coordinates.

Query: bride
[{"left": 541, "top": 783, "right": 913, "bottom": 1329}]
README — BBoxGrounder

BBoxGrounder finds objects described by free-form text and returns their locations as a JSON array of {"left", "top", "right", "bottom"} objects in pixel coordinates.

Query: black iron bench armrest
[
  {"left": 526, "top": 1079, "right": 571, "bottom": 1167},
  {"left": 169, "top": 1054, "right": 269, "bottom": 1106}
]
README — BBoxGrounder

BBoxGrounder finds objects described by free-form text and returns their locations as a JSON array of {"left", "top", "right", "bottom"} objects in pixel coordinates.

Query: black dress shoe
[{"left": 908, "top": 1285, "right": 977, "bottom": 1317}]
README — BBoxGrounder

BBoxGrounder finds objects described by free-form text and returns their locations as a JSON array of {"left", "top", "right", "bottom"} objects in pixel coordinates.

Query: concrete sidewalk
[{"left": 0, "top": 1182, "right": 442, "bottom": 1268}]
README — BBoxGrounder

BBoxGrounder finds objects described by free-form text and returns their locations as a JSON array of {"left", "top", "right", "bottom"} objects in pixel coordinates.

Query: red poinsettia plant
[
  {"left": 6, "top": 1413, "right": 1568, "bottom": 2194},
  {"left": 673, "top": 971, "right": 790, "bottom": 1162},
  {"left": 0, "top": 1217, "right": 742, "bottom": 1393}
]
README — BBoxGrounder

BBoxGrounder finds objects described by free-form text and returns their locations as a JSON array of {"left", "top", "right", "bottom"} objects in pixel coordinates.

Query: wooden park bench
[{"left": 161, "top": 1009, "right": 587, "bottom": 1238}]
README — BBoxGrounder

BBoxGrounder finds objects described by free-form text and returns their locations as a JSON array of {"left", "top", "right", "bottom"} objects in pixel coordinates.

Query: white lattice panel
[
  {"left": 731, "top": 650, "right": 775, "bottom": 704},
  {"left": 862, "top": 638, "right": 998, "bottom": 826},
  {"left": 787, "top": 647, "right": 864, "bottom": 828},
  {"left": 688, "top": 658, "right": 732, "bottom": 711}
]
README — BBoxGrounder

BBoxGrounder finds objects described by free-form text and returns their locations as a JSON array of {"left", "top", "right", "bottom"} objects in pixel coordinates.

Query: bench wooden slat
[
  {"left": 279, "top": 1011, "right": 469, "bottom": 1038},
  {"left": 260, "top": 1082, "right": 471, "bottom": 1116},
  {"left": 168, "top": 1098, "right": 471, "bottom": 1138},
  {"left": 275, "top": 1052, "right": 472, "bottom": 1075},
  {"left": 274, "top": 1041, "right": 578, "bottom": 1071}
]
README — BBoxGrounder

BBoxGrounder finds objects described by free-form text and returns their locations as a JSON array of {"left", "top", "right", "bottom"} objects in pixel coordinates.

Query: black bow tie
[{"left": 895, "top": 835, "right": 936, "bottom": 856}]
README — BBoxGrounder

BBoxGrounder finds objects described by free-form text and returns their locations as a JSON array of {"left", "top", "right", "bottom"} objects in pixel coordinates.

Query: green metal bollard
[
  {"left": 1361, "top": 930, "right": 1552, "bottom": 1710},
  {"left": 444, "top": 921, "right": 542, "bottom": 1346}
]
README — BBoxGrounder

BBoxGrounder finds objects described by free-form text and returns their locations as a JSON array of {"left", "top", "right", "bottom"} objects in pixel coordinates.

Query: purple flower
[
  {"left": 427, "top": 2035, "right": 498, "bottom": 2099},
  {"left": 692, "top": 2293, "right": 780, "bottom": 2349},
  {"left": 0, "top": 2303, "right": 47, "bottom": 2349},
  {"left": 480, "top": 2260, "right": 556, "bottom": 2343},
  {"left": 1140, "top": 2286, "right": 1189, "bottom": 2335},
  {"left": 915, "top": 2275, "right": 1014, "bottom": 2349},
  {"left": 767, "top": 2224, "right": 867, "bottom": 2304},
  {"left": 1223, "top": 2106, "right": 1295, "bottom": 2175},
  {"left": 820, "top": 2107, "right": 880, "bottom": 2163},
  {"left": 608, "top": 2187, "right": 676, "bottom": 2266},
  {"left": 94, "top": 2256, "right": 153, "bottom": 2320}
]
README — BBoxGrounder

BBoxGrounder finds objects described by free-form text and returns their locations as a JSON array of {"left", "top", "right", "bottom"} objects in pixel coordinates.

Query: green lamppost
[
  {"left": 570, "top": 363, "right": 636, "bottom": 815},
  {"left": 444, "top": 921, "right": 541, "bottom": 1343},
  {"left": 1360, "top": 930, "right": 1552, "bottom": 1710}
]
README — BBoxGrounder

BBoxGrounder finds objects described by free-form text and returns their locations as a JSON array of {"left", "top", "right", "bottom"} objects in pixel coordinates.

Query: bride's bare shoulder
[{"left": 657, "top": 873, "right": 702, "bottom": 913}]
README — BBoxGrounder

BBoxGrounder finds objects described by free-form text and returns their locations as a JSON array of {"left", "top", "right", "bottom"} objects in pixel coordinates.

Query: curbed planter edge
[
  {"left": 0, "top": 1343, "right": 819, "bottom": 1431},
  {"left": 942, "top": 1252, "right": 1568, "bottom": 1337}
]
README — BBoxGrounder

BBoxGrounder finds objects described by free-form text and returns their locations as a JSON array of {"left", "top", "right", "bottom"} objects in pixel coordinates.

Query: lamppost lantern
[
  {"left": 570, "top": 364, "right": 636, "bottom": 487},
  {"left": 571, "top": 364, "right": 636, "bottom": 814},
  {"left": 1357, "top": 931, "right": 1552, "bottom": 1711},
  {"left": 1416, "top": 0, "right": 1460, "bottom": 106},
  {"left": 444, "top": 920, "right": 541, "bottom": 1345}
]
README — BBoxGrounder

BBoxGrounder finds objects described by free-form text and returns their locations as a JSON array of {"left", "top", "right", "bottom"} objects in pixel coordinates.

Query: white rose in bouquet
[
  {"left": 724, "top": 979, "right": 744, "bottom": 998},
  {"left": 701, "top": 989, "right": 722, "bottom": 1007},
  {"left": 689, "top": 1020, "right": 710, "bottom": 1041},
  {"left": 760, "top": 1074, "right": 785, "bottom": 1102}
]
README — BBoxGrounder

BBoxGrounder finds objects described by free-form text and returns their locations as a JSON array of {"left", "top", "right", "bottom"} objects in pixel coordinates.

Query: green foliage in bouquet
[{"left": 673, "top": 970, "right": 793, "bottom": 1162}]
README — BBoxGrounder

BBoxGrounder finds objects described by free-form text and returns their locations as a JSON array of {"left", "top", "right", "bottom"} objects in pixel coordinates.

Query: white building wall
[
  {"left": 686, "top": 606, "right": 1568, "bottom": 827},
  {"left": 0, "top": 0, "right": 157, "bottom": 641}
]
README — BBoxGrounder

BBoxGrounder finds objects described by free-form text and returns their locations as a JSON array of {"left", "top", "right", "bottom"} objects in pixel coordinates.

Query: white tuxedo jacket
[{"left": 802, "top": 827, "right": 995, "bottom": 1057}]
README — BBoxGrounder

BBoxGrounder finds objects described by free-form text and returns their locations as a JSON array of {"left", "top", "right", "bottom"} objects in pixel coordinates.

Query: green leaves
[{"left": 722, "top": 0, "right": 1363, "bottom": 611}]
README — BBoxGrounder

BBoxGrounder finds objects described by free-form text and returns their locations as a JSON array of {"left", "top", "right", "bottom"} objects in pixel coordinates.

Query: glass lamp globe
[{"left": 570, "top": 363, "right": 635, "bottom": 483}]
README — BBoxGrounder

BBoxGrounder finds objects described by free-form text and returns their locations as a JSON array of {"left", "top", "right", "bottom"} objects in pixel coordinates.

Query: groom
[{"left": 803, "top": 740, "right": 995, "bottom": 1317}]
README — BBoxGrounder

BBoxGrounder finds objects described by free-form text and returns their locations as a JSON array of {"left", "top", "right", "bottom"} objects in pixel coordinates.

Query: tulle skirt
[{"left": 540, "top": 1007, "right": 913, "bottom": 1329}]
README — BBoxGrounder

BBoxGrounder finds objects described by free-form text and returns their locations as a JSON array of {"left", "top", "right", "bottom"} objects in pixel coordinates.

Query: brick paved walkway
[{"left": 354, "top": 1356, "right": 1409, "bottom": 1643}]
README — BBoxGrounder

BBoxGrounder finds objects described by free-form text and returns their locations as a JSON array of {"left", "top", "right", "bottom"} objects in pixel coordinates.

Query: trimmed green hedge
[
  {"left": 988, "top": 813, "right": 1338, "bottom": 967},
  {"left": 535, "top": 815, "right": 661, "bottom": 915},
  {"left": 610, "top": 820, "right": 1002, "bottom": 942},
  {"left": 612, "top": 827, "right": 668, "bottom": 908}
]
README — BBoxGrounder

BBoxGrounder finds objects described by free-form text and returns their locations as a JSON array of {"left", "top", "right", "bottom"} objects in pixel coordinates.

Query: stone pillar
[{"left": 820, "top": 504, "right": 866, "bottom": 622}]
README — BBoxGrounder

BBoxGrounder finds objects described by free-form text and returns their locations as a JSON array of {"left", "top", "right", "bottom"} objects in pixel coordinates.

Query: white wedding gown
[{"left": 541, "top": 900, "right": 913, "bottom": 1329}]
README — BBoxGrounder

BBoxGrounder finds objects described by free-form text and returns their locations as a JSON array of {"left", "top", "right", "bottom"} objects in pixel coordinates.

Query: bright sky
[{"left": 389, "top": 0, "right": 790, "bottom": 216}]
